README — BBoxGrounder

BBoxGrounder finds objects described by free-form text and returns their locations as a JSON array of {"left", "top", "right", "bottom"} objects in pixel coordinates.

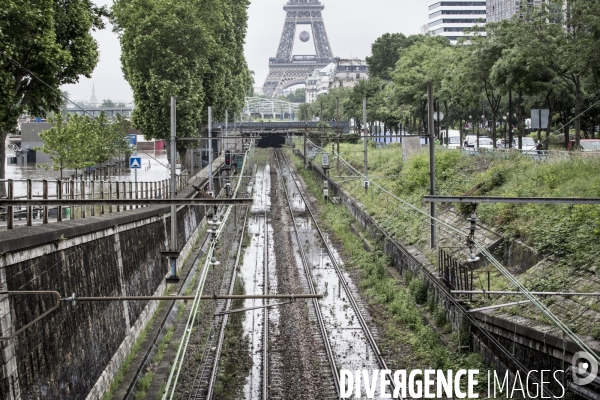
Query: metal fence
[
  {"left": 438, "top": 248, "right": 473, "bottom": 296},
  {"left": 0, "top": 173, "right": 188, "bottom": 229},
  {"left": 459, "top": 147, "right": 600, "bottom": 161}
]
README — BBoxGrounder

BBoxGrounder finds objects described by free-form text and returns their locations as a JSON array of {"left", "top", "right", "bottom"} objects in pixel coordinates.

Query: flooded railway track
[
  {"left": 193, "top": 206, "right": 250, "bottom": 400},
  {"left": 275, "top": 148, "right": 394, "bottom": 397},
  {"left": 190, "top": 148, "right": 390, "bottom": 399}
]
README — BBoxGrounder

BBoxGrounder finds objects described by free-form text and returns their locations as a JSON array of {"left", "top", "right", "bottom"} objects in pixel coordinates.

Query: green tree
[
  {"left": 100, "top": 99, "right": 116, "bottom": 108},
  {"left": 112, "top": 0, "right": 252, "bottom": 169},
  {"left": 0, "top": 0, "right": 107, "bottom": 195},
  {"left": 366, "top": 33, "right": 408, "bottom": 81},
  {"left": 392, "top": 36, "right": 451, "bottom": 134},
  {"left": 284, "top": 88, "right": 306, "bottom": 103},
  {"left": 38, "top": 112, "right": 129, "bottom": 178},
  {"left": 519, "top": 0, "right": 599, "bottom": 149}
]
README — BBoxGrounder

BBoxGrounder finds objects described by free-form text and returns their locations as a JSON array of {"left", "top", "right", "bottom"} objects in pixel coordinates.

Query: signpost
[
  {"left": 129, "top": 156, "right": 141, "bottom": 183},
  {"left": 126, "top": 134, "right": 137, "bottom": 147},
  {"left": 531, "top": 109, "right": 549, "bottom": 129},
  {"left": 236, "top": 155, "right": 243, "bottom": 171}
]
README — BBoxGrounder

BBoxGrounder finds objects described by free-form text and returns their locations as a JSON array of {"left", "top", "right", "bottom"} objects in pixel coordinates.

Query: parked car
[
  {"left": 464, "top": 135, "right": 493, "bottom": 150},
  {"left": 567, "top": 139, "right": 600, "bottom": 152},
  {"left": 495, "top": 137, "right": 537, "bottom": 152}
]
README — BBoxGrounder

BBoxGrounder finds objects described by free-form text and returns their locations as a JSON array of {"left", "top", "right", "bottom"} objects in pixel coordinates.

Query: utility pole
[
  {"left": 508, "top": 90, "right": 513, "bottom": 149},
  {"left": 208, "top": 106, "right": 213, "bottom": 193},
  {"left": 168, "top": 96, "right": 178, "bottom": 280},
  {"left": 336, "top": 97, "right": 340, "bottom": 169},
  {"left": 363, "top": 97, "right": 368, "bottom": 194},
  {"left": 427, "top": 82, "right": 436, "bottom": 248},
  {"left": 303, "top": 131, "right": 307, "bottom": 167},
  {"left": 225, "top": 110, "right": 228, "bottom": 154}
]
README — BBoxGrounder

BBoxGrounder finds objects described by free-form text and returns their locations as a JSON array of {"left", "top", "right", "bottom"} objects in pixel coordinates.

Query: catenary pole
[
  {"left": 363, "top": 97, "right": 368, "bottom": 194},
  {"left": 427, "top": 81, "right": 436, "bottom": 248},
  {"left": 169, "top": 96, "right": 178, "bottom": 279}
]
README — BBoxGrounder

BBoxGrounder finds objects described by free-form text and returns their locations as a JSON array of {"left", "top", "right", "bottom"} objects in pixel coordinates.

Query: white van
[{"left": 444, "top": 130, "right": 461, "bottom": 149}]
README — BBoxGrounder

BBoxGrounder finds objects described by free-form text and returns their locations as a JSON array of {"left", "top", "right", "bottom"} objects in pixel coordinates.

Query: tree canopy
[
  {"left": 0, "top": 0, "right": 106, "bottom": 193},
  {"left": 112, "top": 0, "right": 252, "bottom": 165},
  {"left": 38, "top": 112, "right": 130, "bottom": 178}
]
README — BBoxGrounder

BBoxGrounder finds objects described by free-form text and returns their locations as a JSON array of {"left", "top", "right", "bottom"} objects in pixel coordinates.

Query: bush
[{"left": 409, "top": 277, "right": 428, "bottom": 305}]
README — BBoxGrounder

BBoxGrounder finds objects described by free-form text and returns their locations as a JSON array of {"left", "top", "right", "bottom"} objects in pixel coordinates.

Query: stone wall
[{"left": 0, "top": 172, "right": 222, "bottom": 400}]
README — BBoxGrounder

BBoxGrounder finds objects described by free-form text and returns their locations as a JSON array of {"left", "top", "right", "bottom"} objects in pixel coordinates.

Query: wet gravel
[{"left": 267, "top": 150, "right": 335, "bottom": 399}]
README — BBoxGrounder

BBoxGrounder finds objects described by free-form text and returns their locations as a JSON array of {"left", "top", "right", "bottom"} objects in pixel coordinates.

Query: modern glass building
[
  {"left": 487, "top": 0, "right": 545, "bottom": 23},
  {"left": 426, "top": 1, "right": 487, "bottom": 43}
]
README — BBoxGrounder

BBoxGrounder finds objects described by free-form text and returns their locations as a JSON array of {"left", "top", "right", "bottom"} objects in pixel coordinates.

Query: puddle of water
[
  {"left": 240, "top": 164, "right": 272, "bottom": 399},
  {"left": 287, "top": 193, "right": 382, "bottom": 399}
]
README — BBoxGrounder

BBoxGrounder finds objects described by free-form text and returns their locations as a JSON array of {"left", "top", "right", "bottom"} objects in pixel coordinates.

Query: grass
[
  {"left": 288, "top": 149, "right": 488, "bottom": 387},
  {"left": 103, "top": 302, "right": 162, "bottom": 400},
  {"left": 212, "top": 278, "right": 252, "bottom": 399},
  {"left": 298, "top": 138, "right": 600, "bottom": 333}
]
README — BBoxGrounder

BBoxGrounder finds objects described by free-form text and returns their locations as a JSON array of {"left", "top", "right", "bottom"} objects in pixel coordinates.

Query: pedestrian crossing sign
[{"left": 129, "top": 157, "right": 142, "bottom": 169}]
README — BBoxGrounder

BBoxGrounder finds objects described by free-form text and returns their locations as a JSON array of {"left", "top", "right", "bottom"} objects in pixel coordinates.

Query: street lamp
[{"left": 503, "top": 115, "right": 507, "bottom": 143}]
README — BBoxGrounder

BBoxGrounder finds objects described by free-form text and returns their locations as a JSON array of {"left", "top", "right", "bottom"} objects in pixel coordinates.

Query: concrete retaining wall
[{"left": 0, "top": 171, "right": 222, "bottom": 399}]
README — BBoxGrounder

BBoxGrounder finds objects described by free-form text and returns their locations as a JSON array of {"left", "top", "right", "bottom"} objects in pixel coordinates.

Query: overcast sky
[{"left": 62, "top": 0, "right": 426, "bottom": 102}]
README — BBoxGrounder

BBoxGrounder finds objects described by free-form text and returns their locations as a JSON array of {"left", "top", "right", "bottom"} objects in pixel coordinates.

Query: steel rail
[
  {"left": 453, "top": 290, "right": 600, "bottom": 296},
  {"left": 0, "top": 291, "right": 61, "bottom": 341},
  {"left": 163, "top": 147, "right": 252, "bottom": 399},
  {"left": 335, "top": 147, "right": 600, "bottom": 367},
  {"left": 315, "top": 148, "right": 563, "bottom": 397},
  {"left": 66, "top": 294, "right": 322, "bottom": 301},
  {"left": 274, "top": 150, "right": 341, "bottom": 396},
  {"left": 262, "top": 207, "right": 269, "bottom": 400},
  {"left": 123, "top": 205, "right": 221, "bottom": 399},
  {"left": 0, "top": 198, "right": 253, "bottom": 206},
  {"left": 279, "top": 149, "right": 396, "bottom": 393},
  {"left": 205, "top": 205, "right": 250, "bottom": 399}
]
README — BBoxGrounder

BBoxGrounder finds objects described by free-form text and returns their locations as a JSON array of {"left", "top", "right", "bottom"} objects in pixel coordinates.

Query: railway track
[
  {"left": 262, "top": 208, "right": 269, "bottom": 400},
  {"left": 273, "top": 149, "right": 340, "bottom": 396},
  {"left": 190, "top": 205, "right": 250, "bottom": 400},
  {"left": 275, "top": 148, "right": 394, "bottom": 396}
]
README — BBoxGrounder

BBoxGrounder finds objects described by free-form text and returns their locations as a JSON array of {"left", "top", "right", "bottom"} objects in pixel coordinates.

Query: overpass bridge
[{"left": 211, "top": 120, "right": 351, "bottom": 134}]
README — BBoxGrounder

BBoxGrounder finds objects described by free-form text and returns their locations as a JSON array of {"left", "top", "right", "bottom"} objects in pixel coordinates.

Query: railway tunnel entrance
[{"left": 257, "top": 133, "right": 285, "bottom": 148}]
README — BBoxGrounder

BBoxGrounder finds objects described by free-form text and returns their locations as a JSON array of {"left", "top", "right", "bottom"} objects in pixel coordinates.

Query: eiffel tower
[{"left": 262, "top": 0, "right": 336, "bottom": 97}]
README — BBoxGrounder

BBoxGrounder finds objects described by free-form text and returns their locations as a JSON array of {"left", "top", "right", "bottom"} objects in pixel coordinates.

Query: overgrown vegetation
[
  {"left": 309, "top": 140, "right": 600, "bottom": 334},
  {"left": 333, "top": 142, "right": 600, "bottom": 275},
  {"left": 213, "top": 278, "right": 251, "bottom": 399},
  {"left": 289, "top": 150, "right": 487, "bottom": 388},
  {"left": 103, "top": 302, "right": 162, "bottom": 400}
]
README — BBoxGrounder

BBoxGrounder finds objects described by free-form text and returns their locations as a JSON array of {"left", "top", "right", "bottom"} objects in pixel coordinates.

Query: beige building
[{"left": 305, "top": 59, "right": 369, "bottom": 103}]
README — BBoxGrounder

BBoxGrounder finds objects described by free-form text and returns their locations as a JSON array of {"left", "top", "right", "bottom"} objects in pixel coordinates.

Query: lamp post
[{"left": 503, "top": 115, "right": 507, "bottom": 144}]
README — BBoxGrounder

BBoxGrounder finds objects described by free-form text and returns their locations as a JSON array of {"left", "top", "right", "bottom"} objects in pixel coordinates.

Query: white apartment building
[
  {"left": 487, "top": 0, "right": 545, "bottom": 22},
  {"left": 328, "top": 59, "right": 369, "bottom": 90},
  {"left": 305, "top": 59, "right": 369, "bottom": 103},
  {"left": 305, "top": 63, "right": 336, "bottom": 103},
  {"left": 427, "top": 1, "right": 487, "bottom": 43}
]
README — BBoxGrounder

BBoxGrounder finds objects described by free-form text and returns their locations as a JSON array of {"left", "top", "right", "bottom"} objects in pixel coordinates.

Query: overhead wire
[
  {"left": 321, "top": 141, "right": 600, "bottom": 364},
  {"left": 162, "top": 141, "right": 254, "bottom": 399},
  {"left": 289, "top": 145, "right": 558, "bottom": 397}
]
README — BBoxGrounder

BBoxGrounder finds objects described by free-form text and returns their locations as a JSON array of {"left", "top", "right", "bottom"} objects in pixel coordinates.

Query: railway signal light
[{"left": 225, "top": 150, "right": 232, "bottom": 166}]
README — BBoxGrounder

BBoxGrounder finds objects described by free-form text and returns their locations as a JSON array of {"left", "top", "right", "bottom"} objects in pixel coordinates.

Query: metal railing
[
  {"left": 458, "top": 146, "right": 600, "bottom": 161},
  {"left": 0, "top": 174, "right": 187, "bottom": 229}
]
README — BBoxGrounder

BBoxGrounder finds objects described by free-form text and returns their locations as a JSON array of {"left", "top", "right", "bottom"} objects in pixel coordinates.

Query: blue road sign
[
  {"left": 126, "top": 134, "right": 137, "bottom": 147},
  {"left": 129, "top": 157, "right": 142, "bottom": 169}
]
